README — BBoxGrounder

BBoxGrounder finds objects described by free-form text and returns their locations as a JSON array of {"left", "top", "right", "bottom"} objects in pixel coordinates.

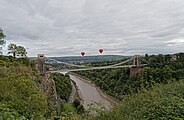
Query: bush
[
  {"left": 73, "top": 99, "right": 85, "bottom": 114},
  {"left": 0, "top": 56, "right": 49, "bottom": 119},
  {"left": 73, "top": 99, "right": 81, "bottom": 108},
  {"left": 92, "top": 80, "right": 184, "bottom": 120},
  {"left": 0, "top": 103, "right": 27, "bottom": 120}
]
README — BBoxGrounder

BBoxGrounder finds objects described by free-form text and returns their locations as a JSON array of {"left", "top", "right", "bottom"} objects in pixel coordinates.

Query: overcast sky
[{"left": 1, "top": 0, "right": 184, "bottom": 57}]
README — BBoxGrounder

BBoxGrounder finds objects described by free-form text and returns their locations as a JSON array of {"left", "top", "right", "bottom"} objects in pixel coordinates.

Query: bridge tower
[
  {"left": 133, "top": 55, "right": 141, "bottom": 66},
  {"left": 130, "top": 55, "right": 144, "bottom": 77},
  {"left": 37, "top": 54, "right": 47, "bottom": 75}
]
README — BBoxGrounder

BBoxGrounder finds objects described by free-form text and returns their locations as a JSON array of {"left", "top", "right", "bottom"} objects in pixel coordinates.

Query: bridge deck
[{"left": 51, "top": 64, "right": 147, "bottom": 73}]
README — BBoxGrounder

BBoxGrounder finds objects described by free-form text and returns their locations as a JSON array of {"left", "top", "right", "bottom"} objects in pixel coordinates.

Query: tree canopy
[
  {"left": 0, "top": 28, "right": 6, "bottom": 44},
  {"left": 0, "top": 28, "right": 6, "bottom": 55},
  {"left": 0, "top": 55, "right": 49, "bottom": 119},
  {"left": 8, "top": 44, "right": 27, "bottom": 57}
]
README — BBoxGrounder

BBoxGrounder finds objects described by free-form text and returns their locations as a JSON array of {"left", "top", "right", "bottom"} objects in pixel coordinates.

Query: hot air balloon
[
  {"left": 81, "top": 51, "right": 85, "bottom": 56},
  {"left": 99, "top": 48, "right": 103, "bottom": 54}
]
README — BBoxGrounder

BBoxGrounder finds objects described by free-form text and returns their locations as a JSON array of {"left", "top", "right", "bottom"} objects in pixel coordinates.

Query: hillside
[
  {"left": 0, "top": 56, "right": 74, "bottom": 119},
  {"left": 0, "top": 56, "right": 49, "bottom": 119},
  {"left": 90, "top": 79, "right": 184, "bottom": 120}
]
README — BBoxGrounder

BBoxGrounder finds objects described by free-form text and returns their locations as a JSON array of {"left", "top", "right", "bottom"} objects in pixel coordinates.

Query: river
[{"left": 68, "top": 74, "right": 112, "bottom": 110}]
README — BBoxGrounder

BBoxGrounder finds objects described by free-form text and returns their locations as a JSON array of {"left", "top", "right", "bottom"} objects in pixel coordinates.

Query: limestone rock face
[{"left": 39, "top": 73, "right": 62, "bottom": 116}]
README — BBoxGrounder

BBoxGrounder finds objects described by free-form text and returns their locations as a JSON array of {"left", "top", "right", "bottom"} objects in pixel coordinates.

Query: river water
[{"left": 69, "top": 74, "right": 112, "bottom": 110}]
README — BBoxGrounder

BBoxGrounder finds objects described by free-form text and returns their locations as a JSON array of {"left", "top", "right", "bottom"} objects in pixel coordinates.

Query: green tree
[
  {"left": 145, "top": 53, "right": 149, "bottom": 58},
  {"left": 165, "top": 54, "right": 172, "bottom": 62},
  {"left": 73, "top": 99, "right": 80, "bottom": 108},
  {"left": 8, "top": 44, "right": 27, "bottom": 57},
  {"left": 8, "top": 43, "right": 17, "bottom": 57},
  {"left": 162, "top": 65, "right": 173, "bottom": 83},
  {"left": 16, "top": 46, "right": 27, "bottom": 57},
  {"left": 135, "top": 67, "right": 155, "bottom": 89},
  {"left": 0, "top": 28, "right": 6, "bottom": 55}
]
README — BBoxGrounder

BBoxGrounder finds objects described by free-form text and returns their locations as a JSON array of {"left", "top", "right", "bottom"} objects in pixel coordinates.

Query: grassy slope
[{"left": 91, "top": 80, "right": 184, "bottom": 120}]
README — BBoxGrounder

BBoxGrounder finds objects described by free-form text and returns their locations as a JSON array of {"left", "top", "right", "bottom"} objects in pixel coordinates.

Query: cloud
[
  {"left": 165, "top": 38, "right": 184, "bottom": 46},
  {"left": 1, "top": 0, "right": 184, "bottom": 56}
]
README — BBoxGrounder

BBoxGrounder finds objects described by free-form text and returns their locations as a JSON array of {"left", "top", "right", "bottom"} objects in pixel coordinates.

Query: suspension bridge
[{"left": 47, "top": 55, "right": 147, "bottom": 76}]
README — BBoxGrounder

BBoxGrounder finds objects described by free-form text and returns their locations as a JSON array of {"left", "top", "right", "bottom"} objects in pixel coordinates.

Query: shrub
[{"left": 92, "top": 80, "right": 184, "bottom": 120}]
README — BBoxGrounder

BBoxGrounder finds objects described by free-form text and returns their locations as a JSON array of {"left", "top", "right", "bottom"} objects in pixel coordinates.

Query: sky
[{"left": 1, "top": 0, "right": 184, "bottom": 57}]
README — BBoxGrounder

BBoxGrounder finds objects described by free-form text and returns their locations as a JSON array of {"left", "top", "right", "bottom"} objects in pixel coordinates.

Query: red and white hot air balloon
[
  {"left": 81, "top": 51, "right": 85, "bottom": 56},
  {"left": 99, "top": 48, "right": 103, "bottom": 54}
]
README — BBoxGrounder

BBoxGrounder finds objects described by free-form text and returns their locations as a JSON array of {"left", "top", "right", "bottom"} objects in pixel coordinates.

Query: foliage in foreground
[
  {"left": 90, "top": 80, "right": 184, "bottom": 120},
  {"left": 0, "top": 56, "right": 49, "bottom": 119}
]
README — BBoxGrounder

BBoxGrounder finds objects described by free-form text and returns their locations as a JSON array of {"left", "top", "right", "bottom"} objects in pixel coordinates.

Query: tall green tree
[
  {"left": 16, "top": 45, "right": 27, "bottom": 57},
  {"left": 8, "top": 43, "right": 17, "bottom": 57},
  {"left": 162, "top": 65, "right": 173, "bottom": 83},
  {"left": 0, "top": 28, "right": 6, "bottom": 55},
  {"left": 138, "top": 67, "right": 155, "bottom": 89},
  {"left": 8, "top": 44, "right": 27, "bottom": 57}
]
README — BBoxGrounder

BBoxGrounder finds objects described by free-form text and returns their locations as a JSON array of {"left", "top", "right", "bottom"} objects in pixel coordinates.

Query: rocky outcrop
[{"left": 39, "top": 73, "right": 61, "bottom": 116}]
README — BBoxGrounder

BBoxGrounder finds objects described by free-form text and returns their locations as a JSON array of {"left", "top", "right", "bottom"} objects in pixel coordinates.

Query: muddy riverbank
[{"left": 68, "top": 72, "right": 119, "bottom": 110}]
